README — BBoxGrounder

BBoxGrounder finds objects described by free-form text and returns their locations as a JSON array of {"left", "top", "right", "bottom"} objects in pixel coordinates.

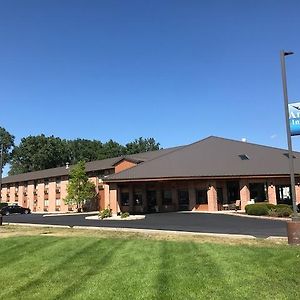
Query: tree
[
  {"left": 67, "top": 139, "right": 105, "bottom": 164},
  {"left": 102, "top": 140, "right": 126, "bottom": 158},
  {"left": 125, "top": 137, "right": 160, "bottom": 155},
  {"left": 64, "top": 161, "right": 96, "bottom": 211},
  {"left": 9, "top": 135, "right": 69, "bottom": 175},
  {"left": 0, "top": 127, "right": 15, "bottom": 171}
]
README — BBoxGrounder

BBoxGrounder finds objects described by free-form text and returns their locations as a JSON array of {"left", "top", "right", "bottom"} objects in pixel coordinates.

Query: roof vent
[{"left": 238, "top": 154, "right": 249, "bottom": 160}]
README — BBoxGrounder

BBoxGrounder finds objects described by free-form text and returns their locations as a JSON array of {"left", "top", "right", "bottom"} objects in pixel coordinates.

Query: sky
[{"left": 1, "top": 0, "right": 300, "bottom": 153}]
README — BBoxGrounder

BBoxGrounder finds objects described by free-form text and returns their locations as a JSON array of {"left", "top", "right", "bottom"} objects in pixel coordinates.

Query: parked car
[{"left": 0, "top": 205, "right": 31, "bottom": 216}]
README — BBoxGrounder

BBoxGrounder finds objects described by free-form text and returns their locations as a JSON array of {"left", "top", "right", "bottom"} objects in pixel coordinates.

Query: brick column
[
  {"left": 240, "top": 180, "right": 250, "bottom": 210},
  {"left": 102, "top": 184, "right": 110, "bottom": 209},
  {"left": 1, "top": 187, "right": 7, "bottom": 202},
  {"left": 10, "top": 186, "right": 16, "bottom": 203},
  {"left": 60, "top": 180, "right": 69, "bottom": 213},
  {"left": 27, "top": 183, "right": 34, "bottom": 211},
  {"left": 267, "top": 183, "right": 277, "bottom": 205},
  {"left": 37, "top": 182, "right": 44, "bottom": 212},
  {"left": 208, "top": 182, "right": 218, "bottom": 211},
  {"left": 295, "top": 185, "right": 300, "bottom": 205},
  {"left": 48, "top": 181, "right": 56, "bottom": 212},
  {"left": 18, "top": 185, "right": 24, "bottom": 207},
  {"left": 109, "top": 184, "right": 120, "bottom": 215}
]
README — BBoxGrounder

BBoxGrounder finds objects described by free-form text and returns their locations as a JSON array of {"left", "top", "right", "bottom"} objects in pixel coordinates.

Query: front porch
[{"left": 104, "top": 177, "right": 300, "bottom": 214}]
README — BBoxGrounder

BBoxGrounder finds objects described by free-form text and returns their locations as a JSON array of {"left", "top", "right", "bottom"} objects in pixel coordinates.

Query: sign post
[
  {"left": 281, "top": 50, "right": 298, "bottom": 217},
  {"left": 281, "top": 50, "right": 300, "bottom": 244}
]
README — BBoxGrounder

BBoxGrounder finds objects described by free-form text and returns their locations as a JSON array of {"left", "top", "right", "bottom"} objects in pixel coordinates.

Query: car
[{"left": 0, "top": 205, "right": 31, "bottom": 216}]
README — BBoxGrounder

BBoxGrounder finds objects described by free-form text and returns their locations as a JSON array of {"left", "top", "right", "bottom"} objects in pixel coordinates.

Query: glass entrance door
[
  {"left": 226, "top": 181, "right": 239, "bottom": 204},
  {"left": 178, "top": 190, "right": 189, "bottom": 211},
  {"left": 147, "top": 190, "right": 157, "bottom": 212}
]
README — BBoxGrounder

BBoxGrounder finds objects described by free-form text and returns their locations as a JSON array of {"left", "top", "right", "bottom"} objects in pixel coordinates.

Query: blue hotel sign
[{"left": 289, "top": 102, "right": 300, "bottom": 136}]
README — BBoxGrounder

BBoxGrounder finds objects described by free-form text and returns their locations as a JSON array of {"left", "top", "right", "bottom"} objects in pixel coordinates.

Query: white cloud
[{"left": 270, "top": 134, "right": 277, "bottom": 139}]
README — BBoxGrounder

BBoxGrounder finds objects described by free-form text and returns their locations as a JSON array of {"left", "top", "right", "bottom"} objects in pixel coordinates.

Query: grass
[{"left": 0, "top": 226, "right": 300, "bottom": 299}]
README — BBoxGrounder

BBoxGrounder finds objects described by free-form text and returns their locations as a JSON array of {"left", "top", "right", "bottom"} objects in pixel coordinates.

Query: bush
[
  {"left": 276, "top": 204, "right": 292, "bottom": 209},
  {"left": 99, "top": 208, "right": 112, "bottom": 219},
  {"left": 120, "top": 212, "right": 130, "bottom": 219},
  {"left": 274, "top": 205, "right": 293, "bottom": 217},
  {"left": 245, "top": 203, "right": 269, "bottom": 216},
  {"left": 245, "top": 204, "right": 269, "bottom": 216},
  {"left": 245, "top": 203, "right": 293, "bottom": 217}
]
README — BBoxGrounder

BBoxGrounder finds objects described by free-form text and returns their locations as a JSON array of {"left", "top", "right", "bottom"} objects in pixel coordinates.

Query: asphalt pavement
[{"left": 1, "top": 212, "right": 288, "bottom": 238}]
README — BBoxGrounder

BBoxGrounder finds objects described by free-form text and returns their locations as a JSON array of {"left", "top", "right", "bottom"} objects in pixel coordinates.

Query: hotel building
[{"left": 1, "top": 136, "right": 300, "bottom": 213}]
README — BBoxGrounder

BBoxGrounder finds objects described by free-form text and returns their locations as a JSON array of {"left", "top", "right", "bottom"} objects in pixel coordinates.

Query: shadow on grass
[
  {"left": 0, "top": 237, "right": 61, "bottom": 271},
  {"left": 54, "top": 239, "right": 126, "bottom": 299},
  {"left": 155, "top": 241, "right": 172, "bottom": 299},
  {"left": 4, "top": 238, "right": 101, "bottom": 299},
  {"left": 154, "top": 242, "right": 234, "bottom": 299}
]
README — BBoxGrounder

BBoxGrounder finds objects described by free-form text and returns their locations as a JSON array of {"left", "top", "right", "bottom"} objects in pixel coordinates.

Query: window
[
  {"left": 196, "top": 190, "right": 208, "bottom": 205},
  {"left": 133, "top": 190, "right": 143, "bottom": 206},
  {"left": 162, "top": 190, "right": 172, "bottom": 205},
  {"left": 44, "top": 199, "right": 49, "bottom": 207},
  {"left": 120, "top": 192, "right": 129, "bottom": 206},
  {"left": 55, "top": 199, "right": 61, "bottom": 206}
]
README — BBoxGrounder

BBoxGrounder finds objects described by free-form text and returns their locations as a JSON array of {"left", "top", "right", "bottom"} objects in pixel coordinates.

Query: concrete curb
[
  {"left": 224, "top": 212, "right": 290, "bottom": 221},
  {"left": 85, "top": 215, "right": 146, "bottom": 221},
  {"left": 3, "top": 222, "right": 70, "bottom": 229},
  {"left": 43, "top": 211, "right": 98, "bottom": 217},
  {"left": 179, "top": 210, "right": 290, "bottom": 221}
]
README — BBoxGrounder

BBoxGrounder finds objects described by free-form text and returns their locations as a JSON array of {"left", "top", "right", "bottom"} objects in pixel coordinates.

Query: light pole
[{"left": 280, "top": 50, "right": 298, "bottom": 218}]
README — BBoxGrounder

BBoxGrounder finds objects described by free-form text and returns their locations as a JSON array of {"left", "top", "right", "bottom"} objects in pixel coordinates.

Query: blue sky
[{"left": 1, "top": 0, "right": 300, "bottom": 152}]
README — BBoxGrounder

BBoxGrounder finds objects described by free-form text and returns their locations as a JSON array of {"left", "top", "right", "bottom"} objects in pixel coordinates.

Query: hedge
[{"left": 245, "top": 203, "right": 293, "bottom": 217}]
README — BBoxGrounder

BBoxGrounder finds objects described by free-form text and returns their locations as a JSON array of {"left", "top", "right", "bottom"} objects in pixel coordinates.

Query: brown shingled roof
[
  {"left": 105, "top": 136, "right": 300, "bottom": 182},
  {"left": 1, "top": 146, "right": 182, "bottom": 185}
]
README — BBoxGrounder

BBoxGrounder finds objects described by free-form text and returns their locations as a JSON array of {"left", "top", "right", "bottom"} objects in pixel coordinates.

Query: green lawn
[{"left": 0, "top": 234, "right": 300, "bottom": 300}]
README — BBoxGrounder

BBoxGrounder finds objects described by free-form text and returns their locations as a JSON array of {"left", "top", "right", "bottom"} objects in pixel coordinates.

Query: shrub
[
  {"left": 120, "top": 212, "right": 130, "bottom": 219},
  {"left": 276, "top": 204, "right": 292, "bottom": 209},
  {"left": 99, "top": 208, "right": 112, "bottom": 219},
  {"left": 253, "top": 202, "right": 276, "bottom": 210},
  {"left": 245, "top": 203, "right": 293, "bottom": 217},
  {"left": 245, "top": 204, "right": 269, "bottom": 216},
  {"left": 274, "top": 206, "right": 293, "bottom": 217}
]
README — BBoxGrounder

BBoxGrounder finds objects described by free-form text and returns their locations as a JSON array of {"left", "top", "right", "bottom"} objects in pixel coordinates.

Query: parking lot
[{"left": 1, "top": 211, "right": 288, "bottom": 238}]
